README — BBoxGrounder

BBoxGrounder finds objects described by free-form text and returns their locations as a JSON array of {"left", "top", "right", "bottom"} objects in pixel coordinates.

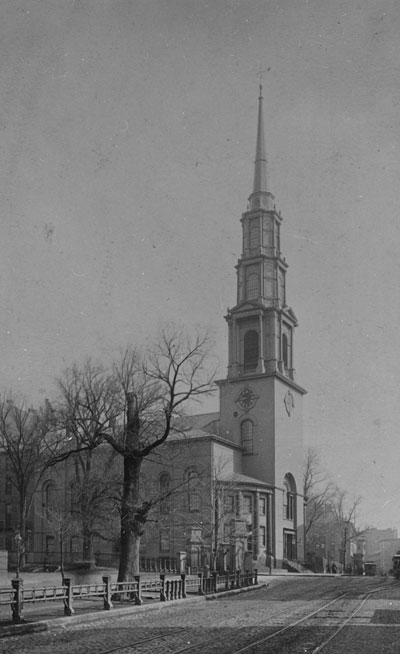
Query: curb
[
  {"left": 0, "top": 583, "right": 266, "bottom": 638},
  {"left": 205, "top": 582, "right": 266, "bottom": 600}
]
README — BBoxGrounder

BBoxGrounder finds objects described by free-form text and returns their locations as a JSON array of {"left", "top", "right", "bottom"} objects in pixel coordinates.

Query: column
[{"left": 254, "top": 491, "right": 260, "bottom": 559}]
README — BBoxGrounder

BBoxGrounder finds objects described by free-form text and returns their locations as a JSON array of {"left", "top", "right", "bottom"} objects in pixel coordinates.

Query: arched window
[
  {"left": 282, "top": 333, "right": 288, "bottom": 368},
  {"left": 187, "top": 469, "right": 200, "bottom": 512},
  {"left": 159, "top": 473, "right": 171, "bottom": 515},
  {"left": 283, "top": 474, "right": 296, "bottom": 521},
  {"left": 43, "top": 482, "right": 56, "bottom": 519},
  {"left": 244, "top": 330, "right": 259, "bottom": 372},
  {"left": 241, "top": 420, "right": 254, "bottom": 454}
]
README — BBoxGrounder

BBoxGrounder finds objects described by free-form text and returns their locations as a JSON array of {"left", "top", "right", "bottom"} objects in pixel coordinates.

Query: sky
[{"left": 0, "top": 0, "right": 399, "bottom": 531}]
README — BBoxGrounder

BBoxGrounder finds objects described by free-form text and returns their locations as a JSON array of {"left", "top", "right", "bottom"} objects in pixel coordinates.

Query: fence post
[
  {"left": 197, "top": 573, "right": 204, "bottom": 595},
  {"left": 212, "top": 571, "right": 218, "bottom": 593},
  {"left": 160, "top": 573, "right": 166, "bottom": 601},
  {"left": 181, "top": 573, "right": 187, "bottom": 599},
  {"left": 254, "top": 569, "right": 258, "bottom": 585},
  {"left": 102, "top": 575, "right": 113, "bottom": 611},
  {"left": 225, "top": 572, "right": 229, "bottom": 590},
  {"left": 11, "top": 578, "right": 24, "bottom": 624},
  {"left": 134, "top": 575, "right": 143, "bottom": 605},
  {"left": 236, "top": 569, "right": 240, "bottom": 588},
  {"left": 63, "top": 578, "right": 75, "bottom": 616}
]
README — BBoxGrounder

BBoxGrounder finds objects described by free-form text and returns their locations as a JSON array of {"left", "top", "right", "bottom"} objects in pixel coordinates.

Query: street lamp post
[{"left": 14, "top": 531, "right": 22, "bottom": 579}]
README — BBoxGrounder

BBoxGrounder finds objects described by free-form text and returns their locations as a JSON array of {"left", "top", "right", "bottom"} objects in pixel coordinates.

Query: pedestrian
[{"left": 331, "top": 563, "right": 337, "bottom": 574}]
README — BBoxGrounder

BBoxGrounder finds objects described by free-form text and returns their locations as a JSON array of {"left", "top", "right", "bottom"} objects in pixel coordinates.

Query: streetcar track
[
  {"left": 311, "top": 583, "right": 395, "bottom": 653},
  {"left": 229, "top": 591, "right": 351, "bottom": 654},
  {"left": 93, "top": 627, "right": 190, "bottom": 654},
  {"left": 140, "top": 590, "right": 352, "bottom": 654},
  {"left": 89, "top": 579, "right": 395, "bottom": 654},
  {"left": 230, "top": 582, "right": 392, "bottom": 654}
]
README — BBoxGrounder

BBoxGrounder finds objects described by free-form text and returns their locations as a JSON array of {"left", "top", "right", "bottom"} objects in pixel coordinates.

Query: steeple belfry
[
  {"left": 224, "top": 87, "right": 302, "bottom": 385},
  {"left": 248, "top": 85, "right": 275, "bottom": 212}
]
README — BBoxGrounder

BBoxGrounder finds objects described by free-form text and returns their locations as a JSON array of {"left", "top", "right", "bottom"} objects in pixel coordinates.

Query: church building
[{"left": 141, "top": 87, "right": 307, "bottom": 572}]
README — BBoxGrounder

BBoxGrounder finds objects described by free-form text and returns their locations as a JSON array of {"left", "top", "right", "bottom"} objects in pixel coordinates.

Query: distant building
[{"left": 362, "top": 528, "right": 400, "bottom": 575}]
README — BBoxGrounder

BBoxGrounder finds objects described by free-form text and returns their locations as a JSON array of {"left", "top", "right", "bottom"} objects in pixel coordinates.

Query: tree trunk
[
  {"left": 82, "top": 527, "right": 95, "bottom": 566},
  {"left": 117, "top": 455, "right": 145, "bottom": 581}
]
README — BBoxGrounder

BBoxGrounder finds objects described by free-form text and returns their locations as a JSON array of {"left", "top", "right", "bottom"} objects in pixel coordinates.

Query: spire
[
  {"left": 253, "top": 85, "right": 268, "bottom": 194},
  {"left": 248, "top": 85, "right": 274, "bottom": 211}
]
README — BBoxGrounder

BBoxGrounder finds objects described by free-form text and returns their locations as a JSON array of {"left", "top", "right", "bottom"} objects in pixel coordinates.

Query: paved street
[{"left": 2, "top": 575, "right": 400, "bottom": 653}]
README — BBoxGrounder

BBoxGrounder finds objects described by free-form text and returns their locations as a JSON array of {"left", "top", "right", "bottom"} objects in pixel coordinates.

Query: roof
[
  {"left": 169, "top": 428, "right": 213, "bottom": 442},
  {"left": 181, "top": 412, "right": 220, "bottom": 430},
  {"left": 218, "top": 471, "right": 272, "bottom": 490}
]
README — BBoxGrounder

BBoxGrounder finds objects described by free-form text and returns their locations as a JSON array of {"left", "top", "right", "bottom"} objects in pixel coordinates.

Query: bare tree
[
  {"left": 56, "top": 361, "right": 123, "bottom": 565},
  {"left": 330, "top": 487, "right": 363, "bottom": 571},
  {"left": 40, "top": 504, "right": 79, "bottom": 582},
  {"left": 0, "top": 395, "right": 58, "bottom": 567},
  {"left": 58, "top": 328, "right": 215, "bottom": 581},
  {"left": 108, "top": 329, "right": 215, "bottom": 581},
  {"left": 303, "top": 447, "right": 335, "bottom": 543}
]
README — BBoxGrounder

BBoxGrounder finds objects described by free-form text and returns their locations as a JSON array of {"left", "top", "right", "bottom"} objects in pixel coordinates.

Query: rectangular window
[
  {"left": 243, "top": 495, "right": 252, "bottom": 515},
  {"left": 260, "top": 525, "right": 266, "bottom": 548},
  {"left": 241, "top": 420, "right": 254, "bottom": 454},
  {"left": 5, "top": 477, "right": 12, "bottom": 495},
  {"left": 235, "top": 494, "right": 241, "bottom": 517},
  {"left": 46, "top": 535, "right": 55, "bottom": 555},
  {"left": 285, "top": 494, "right": 294, "bottom": 521},
  {"left": 245, "top": 265, "right": 260, "bottom": 300},
  {"left": 262, "top": 221, "right": 273, "bottom": 252},
  {"left": 288, "top": 494, "right": 294, "bottom": 520},
  {"left": 246, "top": 523, "right": 253, "bottom": 551},
  {"left": 188, "top": 471, "right": 200, "bottom": 512},
  {"left": 70, "top": 536, "right": 80, "bottom": 555},
  {"left": 189, "top": 490, "right": 200, "bottom": 512},
  {"left": 249, "top": 217, "right": 260, "bottom": 252},
  {"left": 160, "top": 528, "right": 170, "bottom": 553},
  {"left": 160, "top": 498, "right": 171, "bottom": 515},
  {"left": 259, "top": 497, "right": 266, "bottom": 515},
  {"left": 5, "top": 504, "right": 12, "bottom": 528},
  {"left": 224, "top": 495, "right": 235, "bottom": 514}
]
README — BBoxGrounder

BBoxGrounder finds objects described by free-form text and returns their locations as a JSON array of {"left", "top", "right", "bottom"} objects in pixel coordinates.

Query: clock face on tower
[{"left": 237, "top": 387, "right": 257, "bottom": 411}]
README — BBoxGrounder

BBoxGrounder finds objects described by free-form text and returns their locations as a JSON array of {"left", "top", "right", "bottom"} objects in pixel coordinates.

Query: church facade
[{"left": 141, "top": 88, "right": 306, "bottom": 571}]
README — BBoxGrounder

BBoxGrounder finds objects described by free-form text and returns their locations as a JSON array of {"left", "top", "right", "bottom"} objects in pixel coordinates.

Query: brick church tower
[{"left": 218, "top": 86, "right": 307, "bottom": 564}]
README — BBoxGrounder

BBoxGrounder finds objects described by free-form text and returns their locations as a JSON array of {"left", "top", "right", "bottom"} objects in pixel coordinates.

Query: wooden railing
[{"left": 0, "top": 570, "right": 258, "bottom": 624}]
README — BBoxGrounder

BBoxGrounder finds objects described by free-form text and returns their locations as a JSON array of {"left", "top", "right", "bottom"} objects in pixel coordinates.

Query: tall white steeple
[
  {"left": 224, "top": 87, "right": 300, "bottom": 382},
  {"left": 248, "top": 85, "right": 275, "bottom": 212}
]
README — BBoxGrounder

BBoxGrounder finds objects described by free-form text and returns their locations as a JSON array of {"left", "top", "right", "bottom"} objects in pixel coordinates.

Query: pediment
[{"left": 284, "top": 306, "right": 298, "bottom": 325}]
